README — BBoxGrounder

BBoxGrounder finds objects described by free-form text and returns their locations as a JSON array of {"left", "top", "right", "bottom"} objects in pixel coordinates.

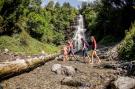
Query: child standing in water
[
  {"left": 62, "top": 43, "right": 69, "bottom": 63},
  {"left": 89, "top": 36, "right": 101, "bottom": 64},
  {"left": 67, "top": 39, "right": 77, "bottom": 60}
]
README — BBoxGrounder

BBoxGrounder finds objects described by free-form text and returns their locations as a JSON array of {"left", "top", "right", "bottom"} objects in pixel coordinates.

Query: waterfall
[{"left": 73, "top": 14, "right": 87, "bottom": 51}]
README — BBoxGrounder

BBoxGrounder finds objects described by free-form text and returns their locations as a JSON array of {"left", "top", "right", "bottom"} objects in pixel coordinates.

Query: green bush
[{"left": 118, "top": 23, "right": 135, "bottom": 61}]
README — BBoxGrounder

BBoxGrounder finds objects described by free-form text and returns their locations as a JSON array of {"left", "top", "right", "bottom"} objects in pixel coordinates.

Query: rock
[
  {"left": 51, "top": 64, "right": 76, "bottom": 76},
  {"left": 102, "top": 63, "right": 120, "bottom": 69},
  {"left": 61, "top": 77, "right": 91, "bottom": 88},
  {"left": 97, "top": 46, "right": 111, "bottom": 59},
  {"left": 55, "top": 55, "right": 63, "bottom": 61},
  {"left": 4, "top": 48, "right": 9, "bottom": 53},
  {"left": 61, "top": 76, "right": 73, "bottom": 84},
  {"left": 111, "top": 77, "right": 135, "bottom": 89},
  {"left": 107, "top": 45, "right": 119, "bottom": 60},
  {"left": 61, "top": 77, "right": 82, "bottom": 87},
  {"left": 117, "top": 62, "right": 135, "bottom": 76},
  {"left": 63, "top": 66, "right": 76, "bottom": 75},
  {"left": 51, "top": 64, "right": 62, "bottom": 72}
]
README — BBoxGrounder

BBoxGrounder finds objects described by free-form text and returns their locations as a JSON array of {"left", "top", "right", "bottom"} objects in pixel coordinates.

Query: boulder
[
  {"left": 61, "top": 77, "right": 91, "bottom": 88},
  {"left": 107, "top": 45, "right": 119, "bottom": 60},
  {"left": 51, "top": 64, "right": 76, "bottom": 76},
  {"left": 111, "top": 76, "right": 135, "bottom": 89},
  {"left": 61, "top": 76, "right": 82, "bottom": 87},
  {"left": 63, "top": 66, "right": 76, "bottom": 75},
  {"left": 51, "top": 64, "right": 62, "bottom": 72}
]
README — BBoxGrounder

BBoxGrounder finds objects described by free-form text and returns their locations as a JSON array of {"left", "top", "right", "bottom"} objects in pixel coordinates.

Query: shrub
[{"left": 118, "top": 23, "right": 135, "bottom": 61}]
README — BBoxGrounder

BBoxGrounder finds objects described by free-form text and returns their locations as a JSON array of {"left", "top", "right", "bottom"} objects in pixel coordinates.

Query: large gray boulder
[
  {"left": 111, "top": 76, "right": 135, "bottom": 89},
  {"left": 51, "top": 64, "right": 62, "bottom": 72},
  {"left": 51, "top": 64, "right": 76, "bottom": 76}
]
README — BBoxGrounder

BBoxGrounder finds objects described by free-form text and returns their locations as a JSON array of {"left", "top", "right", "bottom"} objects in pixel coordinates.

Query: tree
[
  {"left": 82, "top": 0, "right": 135, "bottom": 41},
  {"left": 46, "top": 1, "right": 54, "bottom": 10},
  {"left": 55, "top": 2, "right": 60, "bottom": 9}
]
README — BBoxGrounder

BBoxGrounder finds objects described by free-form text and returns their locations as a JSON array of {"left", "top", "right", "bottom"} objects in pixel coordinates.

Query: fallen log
[{"left": 0, "top": 53, "right": 60, "bottom": 80}]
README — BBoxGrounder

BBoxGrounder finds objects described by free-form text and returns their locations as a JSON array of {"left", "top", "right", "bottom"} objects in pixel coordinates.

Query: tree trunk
[{"left": 0, "top": 53, "right": 60, "bottom": 80}]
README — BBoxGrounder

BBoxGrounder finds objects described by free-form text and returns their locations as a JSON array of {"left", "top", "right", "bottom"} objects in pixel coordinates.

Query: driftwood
[{"left": 0, "top": 53, "right": 60, "bottom": 80}]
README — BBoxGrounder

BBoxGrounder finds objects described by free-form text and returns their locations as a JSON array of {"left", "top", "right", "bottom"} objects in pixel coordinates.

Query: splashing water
[{"left": 73, "top": 14, "right": 87, "bottom": 51}]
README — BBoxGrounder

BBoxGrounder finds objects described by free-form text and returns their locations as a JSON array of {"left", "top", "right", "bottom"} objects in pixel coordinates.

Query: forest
[
  {"left": 0, "top": 0, "right": 78, "bottom": 54},
  {"left": 0, "top": 0, "right": 135, "bottom": 60}
]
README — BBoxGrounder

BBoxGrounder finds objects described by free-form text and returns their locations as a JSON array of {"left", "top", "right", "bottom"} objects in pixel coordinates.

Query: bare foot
[
  {"left": 96, "top": 60, "right": 101, "bottom": 64},
  {"left": 89, "top": 61, "right": 94, "bottom": 64}
]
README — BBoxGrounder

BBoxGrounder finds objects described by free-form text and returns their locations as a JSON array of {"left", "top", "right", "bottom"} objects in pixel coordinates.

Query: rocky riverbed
[
  {"left": 0, "top": 58, "right": 119, "bottom": 89},
  {"left": 0, "top": 46, "right": 135, "bottom": 89}
]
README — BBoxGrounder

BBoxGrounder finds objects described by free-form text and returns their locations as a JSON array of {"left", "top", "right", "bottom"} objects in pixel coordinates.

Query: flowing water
[{"left": 73, "top": 14, "right": 87, "bottom": 51}]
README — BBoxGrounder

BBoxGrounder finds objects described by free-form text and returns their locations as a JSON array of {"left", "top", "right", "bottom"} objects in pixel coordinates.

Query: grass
[{"left": 0, "top": 35, "right": 59, "bottom": 55}]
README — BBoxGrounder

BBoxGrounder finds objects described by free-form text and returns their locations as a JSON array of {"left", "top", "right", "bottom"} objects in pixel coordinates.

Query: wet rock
[
  {"left": 63, "top": 66, "right": 76, "bottom": 75},
  {"left": 97, "top": 47, "right": 110, "bottom": 59},
  {"left": 127, "top": 64, "right": 135, "bottom": 76},
  {"left": 55, "top": 55, "right": 63, "bottom": 61},
  {"left": 107, "top": 45, "right": 119, "bottom": 60},
  {"left": 111, "top": 76, "right": 135, "bottom": 89},
  {"left": 115, "top": 62, "right": 135, "bottom": 76},
  {"left": 102, "top": 63, "right": 120, "bottom": 70},
  {"left": 61, "top": 77, "right": 91, "bottom": 88},
  {"left": 51, "top": 64, "right": 62, "bottom": 72},
  {"left": 51, "top": 64, "right": 76, "bottom": 76}
]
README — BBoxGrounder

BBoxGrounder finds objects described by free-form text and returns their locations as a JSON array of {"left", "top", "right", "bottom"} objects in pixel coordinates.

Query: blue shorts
[{"left": 83, "top": 48, "right": 88, "bottom": 57}]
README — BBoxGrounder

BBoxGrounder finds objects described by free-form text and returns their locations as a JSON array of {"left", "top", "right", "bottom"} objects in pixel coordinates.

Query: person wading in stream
[
  {"left": 67, "top": 39, "right": 77, "bottom": 60},
  {"left": 81, "top": 38, "right": 89, "bottom": 63},
  {"left": 89, "top": 36, "right": 101, "bottom": 64},
  {"left": 62, "top": 43, "right": 69, "bottom": 63}
]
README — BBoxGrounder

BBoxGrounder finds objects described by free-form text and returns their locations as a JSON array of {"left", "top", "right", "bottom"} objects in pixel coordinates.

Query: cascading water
[{"left": 73, "top": 14, "right": 87, "bottom": 51}]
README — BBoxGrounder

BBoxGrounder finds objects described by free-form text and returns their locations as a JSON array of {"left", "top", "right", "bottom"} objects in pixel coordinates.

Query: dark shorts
[
  {"left": 68, "top": 48, "right": 74, "bottom": 55},
  {"left": 83, "top": 48, "right": 88, "bottom": 57},
  {"left": 92, "top": 47, "right": 96, "bottom": 51}
]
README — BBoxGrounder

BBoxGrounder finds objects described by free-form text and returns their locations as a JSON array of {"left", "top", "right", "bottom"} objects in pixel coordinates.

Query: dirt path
[{"left": 0, "top": 58, "right": 118, "bottom": 89}]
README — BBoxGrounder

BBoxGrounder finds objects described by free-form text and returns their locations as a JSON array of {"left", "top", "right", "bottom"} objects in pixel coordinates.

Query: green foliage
[
  {"left": 19, "top": 29, "right": 30, "bottom": 46},
  {"left": 28, "top": 12, "right": 44, "bottom": 37},
  {"left": 0, "top": 0, "right": 4, "bottom": 11},
  {"left": 45, "top": 1, "right": 78, "bottom": 44},
  {"left": 0, "top": 0, "right": 78, "bottom": 54},
  {"left": 118, "top": 23, "right": 135, "bottom": 61},
  {"left": 82, "top": 0, "right": 135, "bottom": 41}
]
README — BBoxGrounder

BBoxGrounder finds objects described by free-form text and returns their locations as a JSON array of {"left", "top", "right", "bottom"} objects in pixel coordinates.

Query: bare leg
[
  {"left": 71, "top": 50, "right": 78, "bottom": 60},
  {"left": 94, "top": 51, "right": 101, "bottom": 63},
  {"left": 88, "top": 52, "right": 92, "bottom": 63},
  {"left": 89, "top": 51, "right": 94, "bottom": 64},
  {"left": 63, "top": 55, "right": 68, "bottom": 63}
]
